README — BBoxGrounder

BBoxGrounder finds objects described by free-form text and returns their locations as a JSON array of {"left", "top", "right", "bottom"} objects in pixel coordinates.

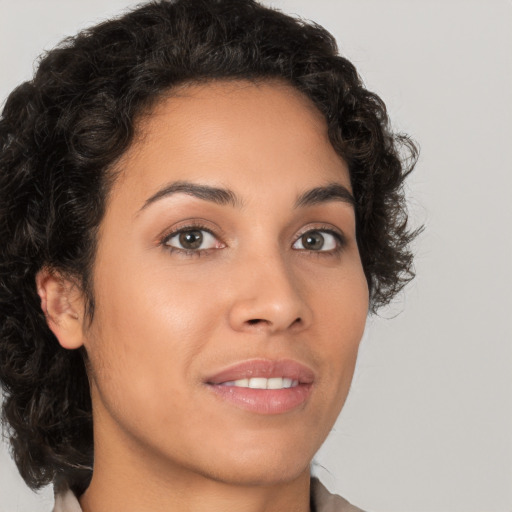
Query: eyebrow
[
  {"left": 294, "top": 183, "right": 355, "bottom": 208},
  {"left": 138, "top": 180, "right": 355, "bottom": 213},
  {"left": 140, "top": 181, "right": 241, "bottom": 211}
]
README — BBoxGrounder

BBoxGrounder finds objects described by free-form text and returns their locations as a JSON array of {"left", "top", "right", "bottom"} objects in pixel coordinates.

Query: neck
[
  {"left": 80, "top": 458, "right": 311, "bottom": 512},
  {"left": 79, "top": 415, "right": 312, "bottom": 512}
]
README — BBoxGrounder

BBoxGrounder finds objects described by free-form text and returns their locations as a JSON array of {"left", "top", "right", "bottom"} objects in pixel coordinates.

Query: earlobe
[{"left": 35, "top": 268, "right": 85, "bottom": 350}]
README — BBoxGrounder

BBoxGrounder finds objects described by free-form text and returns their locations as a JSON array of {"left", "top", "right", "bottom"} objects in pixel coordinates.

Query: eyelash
[
  {"left": 295, "top": 226, "right": 347, "bottom": 257},
  {"left": 160, "top": 223, "right": 220, "bottom": 258},
  {"left": 160, "top": 222, "right": 347, "bottom": 258}
]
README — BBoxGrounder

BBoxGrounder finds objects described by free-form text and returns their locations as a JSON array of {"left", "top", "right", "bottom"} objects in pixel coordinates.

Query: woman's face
[{"left": 80, "top": 80, "right": 369, "bottom": 486}]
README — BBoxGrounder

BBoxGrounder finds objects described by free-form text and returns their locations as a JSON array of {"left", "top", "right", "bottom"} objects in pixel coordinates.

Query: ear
[{"left": 35, "top": 267, "right": 86, "bottom": 350}]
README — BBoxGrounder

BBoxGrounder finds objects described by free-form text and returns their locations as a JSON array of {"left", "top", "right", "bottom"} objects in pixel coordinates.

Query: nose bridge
[{"left": 227, "top": 244, "right": 312, "bottom": 333}]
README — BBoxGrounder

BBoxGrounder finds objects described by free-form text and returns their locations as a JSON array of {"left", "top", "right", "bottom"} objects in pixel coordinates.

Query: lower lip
[{"left": 207, "top": 384, "right": 312, "bottom": 414}]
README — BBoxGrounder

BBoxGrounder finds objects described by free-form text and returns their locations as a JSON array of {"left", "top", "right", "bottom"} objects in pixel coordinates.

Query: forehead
[{"left": 111, "top": 80, "right": 350, "bottom": 208}]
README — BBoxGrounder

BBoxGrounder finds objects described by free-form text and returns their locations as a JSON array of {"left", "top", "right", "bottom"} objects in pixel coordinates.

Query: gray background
[{"left": 0, "top": 1, "right": 511, "bottom": 511}]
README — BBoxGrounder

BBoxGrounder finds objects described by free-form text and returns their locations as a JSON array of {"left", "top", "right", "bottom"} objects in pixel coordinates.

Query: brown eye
[
  {"left": 165, "top": 229, "right": 218, "bottom": 251},
  {"left": 302, "top": 232, "right": 324, "bottom": 250},
  {"left": 292, "top": 230, "right": 339, "bottom": 251},
  {"left": 179, "top": 230, "right": 203, "bottom": 249}
]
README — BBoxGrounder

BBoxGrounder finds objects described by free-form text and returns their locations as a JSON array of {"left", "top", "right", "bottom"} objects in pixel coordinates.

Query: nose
[{"left": 227, "top": 252, "right": 313, "bottom": 335}]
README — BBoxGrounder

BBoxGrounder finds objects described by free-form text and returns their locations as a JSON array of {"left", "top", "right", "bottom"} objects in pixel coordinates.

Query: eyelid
[
  {"left": 166, "top": 228, "right": 218, "bottom": 249},
  {"left": 162, "top": 225, "right": 215, "bottom": 244},
  {"left": 159, "top": 219, "right": 223, "bottom": 242},
  {"left": 295, "top": 223, "right": 345, "bottom": 241},
  {"left": 157, "top": 220, "right": 347, "bottom": 255},
  {"left": 292, "top": 224, "right": 347, "bottom": 252},
  {"left": 159, "top": 219, "right": 226, "bottom": 252}
]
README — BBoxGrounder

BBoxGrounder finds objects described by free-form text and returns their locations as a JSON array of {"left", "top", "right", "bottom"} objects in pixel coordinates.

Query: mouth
[
  {"left": 205, "top": 359, "right": 314, "bottom": 415},
  {"left": 218, "top": 377, "right": 299, "bottom": 389}
]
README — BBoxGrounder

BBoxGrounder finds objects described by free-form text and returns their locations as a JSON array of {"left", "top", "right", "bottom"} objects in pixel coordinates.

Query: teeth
[
  {"left": 248, "top": 377, "right": 267, "bottom": 389},
  {"left": 267, "top": 377, "right": 285, "bottom": 389},
  {"left": 220, "top": 377, "right": 299, "bottom": 389}
]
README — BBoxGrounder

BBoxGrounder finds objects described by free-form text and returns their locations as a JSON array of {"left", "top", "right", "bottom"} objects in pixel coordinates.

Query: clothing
[
  {"left": 53, "top": 477, "right": 365, "bottom": 512},
  {"left": 310, "top": 478, "right": 365, "bottom": 512}
]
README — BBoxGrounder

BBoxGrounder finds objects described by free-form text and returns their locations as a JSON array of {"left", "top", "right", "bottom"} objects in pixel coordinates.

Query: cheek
[
  {"left": 312, "top": 267, "right": 368, "bottom": 395},
  {"left": 313, "top": 255, "right": 368, "bottom": 333},
  {"left": 83, "top": 258, "right": 222, "bottom": 417}
]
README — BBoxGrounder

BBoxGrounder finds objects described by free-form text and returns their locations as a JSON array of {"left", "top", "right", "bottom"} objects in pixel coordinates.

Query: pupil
[
  {"left": 303, "top": 231, "right": 324, "bottom": 250},
  {"left": 179, "top": 230, "right": 203, "bottom": 249}
]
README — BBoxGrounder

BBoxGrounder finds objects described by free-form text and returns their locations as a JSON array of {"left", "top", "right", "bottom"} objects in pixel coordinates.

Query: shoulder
[{"left": 311, "top": 477, "right": 367, "bottom": 512}]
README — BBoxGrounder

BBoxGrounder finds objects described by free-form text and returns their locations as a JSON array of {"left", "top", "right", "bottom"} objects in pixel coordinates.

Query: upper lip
[{"left": 205, "top": 359, "right": 315, "bottom": 385}]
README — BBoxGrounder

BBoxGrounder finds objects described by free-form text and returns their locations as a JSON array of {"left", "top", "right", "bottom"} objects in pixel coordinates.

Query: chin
[
  {"left": 203, "top": 459, "right": 311, "bottom": 487},
  {"left": 190, "top": 438, "right": 315, "bottom": 487}
]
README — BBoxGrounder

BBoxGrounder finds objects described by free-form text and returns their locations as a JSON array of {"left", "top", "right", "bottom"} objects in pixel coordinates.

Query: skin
[{"left": 37, "top": 80, "right": 369, "bottom": 512}]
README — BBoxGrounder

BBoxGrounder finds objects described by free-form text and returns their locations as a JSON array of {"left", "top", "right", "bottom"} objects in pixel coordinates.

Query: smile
[
  {"left": 219, "top": 377, "right": 299, "bottom": 389},
  {"left": 205, "top": 359, "right": 314, "bottom": 414}
]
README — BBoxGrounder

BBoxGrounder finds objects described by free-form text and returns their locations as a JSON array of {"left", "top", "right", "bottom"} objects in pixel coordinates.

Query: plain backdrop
[{"left": 0, "top": 1, "right": 511, "bottom": 511}]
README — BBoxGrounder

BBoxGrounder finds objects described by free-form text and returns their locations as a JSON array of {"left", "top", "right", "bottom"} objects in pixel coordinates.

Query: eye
[
  {"left": 164, "top": 228, "right": 220, "bottom": 251},
  {"left": 292, "top": 229, "right": 340, "bottom": 252}
]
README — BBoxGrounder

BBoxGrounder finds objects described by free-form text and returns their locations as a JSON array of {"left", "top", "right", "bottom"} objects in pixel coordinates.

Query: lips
[
  {"left": 205, "top": 359, "right": 314, "bottom": 414},
  {"left": 205, "top": 359, "right": 315, "bottom": 385}
]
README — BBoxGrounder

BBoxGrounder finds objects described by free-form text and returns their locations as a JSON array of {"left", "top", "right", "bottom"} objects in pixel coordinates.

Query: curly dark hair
[{"left": 0, "top": 0, "right": 418, "bottom": 497}]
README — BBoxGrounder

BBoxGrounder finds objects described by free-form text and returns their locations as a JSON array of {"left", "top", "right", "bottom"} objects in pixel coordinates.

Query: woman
[{"left": 0, "top": 1, "right": 418, "bottom": 511}]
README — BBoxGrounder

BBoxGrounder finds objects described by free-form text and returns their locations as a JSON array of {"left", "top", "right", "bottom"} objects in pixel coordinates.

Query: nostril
[{"left": 245, "top": 317, "right": 302, "bottom": 328}]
